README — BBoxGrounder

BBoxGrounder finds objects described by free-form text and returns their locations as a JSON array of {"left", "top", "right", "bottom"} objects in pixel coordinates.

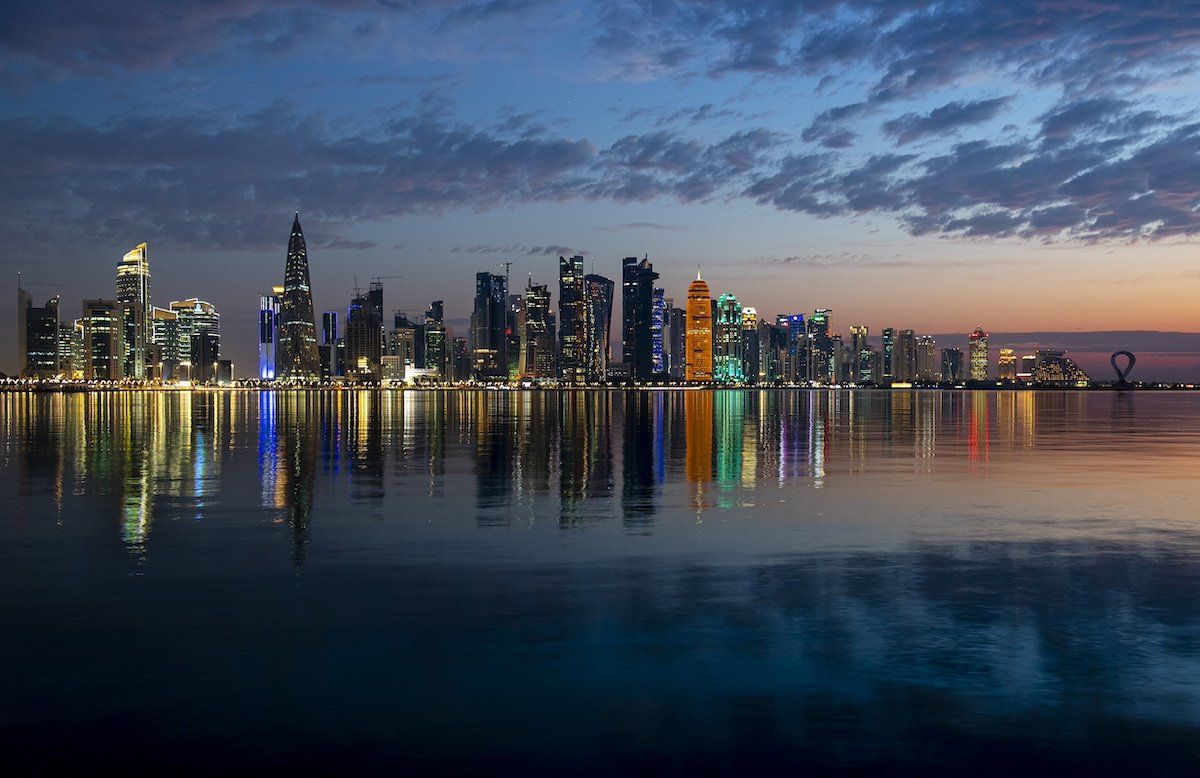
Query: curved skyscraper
[{"left": 277, "top": 213, "right": 322, "bottom": 381}]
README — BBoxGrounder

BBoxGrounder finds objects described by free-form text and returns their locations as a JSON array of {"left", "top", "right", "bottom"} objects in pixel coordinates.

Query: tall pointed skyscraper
[{"left": 277, "top": 213, "right": 322, "bottom": 381}]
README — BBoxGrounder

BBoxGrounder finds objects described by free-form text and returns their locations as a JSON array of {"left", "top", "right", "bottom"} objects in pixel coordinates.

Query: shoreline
[{"left": 0, "top": 383, "right": 1193, "bottom": 393}]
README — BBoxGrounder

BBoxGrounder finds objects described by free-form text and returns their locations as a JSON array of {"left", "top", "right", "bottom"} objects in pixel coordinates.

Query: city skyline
[
  {"left": 9, "top": 215, "right": 1198, "bottom": 383},
  {"left": 4, "top": 3, "right": 1200, "bottom": 379}
]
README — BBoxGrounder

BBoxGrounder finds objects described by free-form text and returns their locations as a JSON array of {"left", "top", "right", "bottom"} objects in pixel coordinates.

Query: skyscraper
[
  {"left": 998, "top": 348, "right": 1016, "bottom": 380},
  {"left": 22, "top": 293, "right": 59, "bottom": 378},
  {"left": 151, "top": 306, "right": 180, "bottom": 380},
  {"left": 171, "top": 298, "right": 219, "bottom": 383},
  {"left": 583, "top": 273, "right": 614, "bottom": 383},
  {"left": 685, "top": 274, "right": 712, "bottom": 382},
  {"left": 424, "top": 300, "right": 447, "bottom": 379},
  {"left": 345, "top": 292, "right": 383, "bottom": 381},
  {"left": 882, "top": 327, "right": 896, "bottom": 380},
  {"left": 558, "top": 255, "right": 586, "bottom": 384},
  {"left": 471, "top": 272, "right": 508, "bottom": 381},
  {"left": 651, "top": 288, "right": 667, "bottom": 377},
  {"left": 713, "top": 292, "right": 744, "bottom": 383},
  {"left": 321, "top": 310, "right": 340, "bottom": 378},
  {"left": 667, "top": 302, "right": 686, "bottom": 379},
  {"left": 741, "top": 307, "right": 760, "bottom": 382},
  {"left": 848, "top": 325, "right": 867, "bottom": 382},
  {"left": 277, "top": 213, "right": 322, "bottom": 381},
  {"left": 969, "top": 327, "right": 989, "bottom": 381},
  {"left": 941, "top": 347, "right": 964, "bottom": 382},
  {"left": 621, "top": 256, "right": 659, "bottom": 380},
  {"left": 115, "top": 243, "right": 151, "bottom": 379},
  {"left": 917, "top": 335, "right": 937, "bottom": 381},
  {"left": 523, "top": 282, "right": 555, "bottom": 380},
  {"left": 896, "top": 328, "right": 916, "bottom": 382},
  {"left": 82, "top": 299, "right": 123, "bottom": 380},
  {"left": 258, "top": 289, "right": 281, "bottom": 380},
  {"left": 806, "top": 309, "right": 833, "bottom": 383}
]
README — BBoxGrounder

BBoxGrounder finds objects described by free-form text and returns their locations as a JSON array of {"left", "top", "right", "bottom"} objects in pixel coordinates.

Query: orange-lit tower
[{"left": 685, "top": 273, "right": 712, "bottom": 382}]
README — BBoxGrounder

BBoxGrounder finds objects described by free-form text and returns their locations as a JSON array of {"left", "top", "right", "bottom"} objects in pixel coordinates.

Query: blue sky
[{"left": 4, "top": 1, "right": 1200, "bottom": 377}]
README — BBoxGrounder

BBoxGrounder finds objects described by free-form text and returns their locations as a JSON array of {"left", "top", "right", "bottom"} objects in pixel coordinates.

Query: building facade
[
  {"left": 685, "top": 275, "right": 712, "bottom": 382},
  {"left": 558, "top": 255, "right": 586, "bottom": 384}
]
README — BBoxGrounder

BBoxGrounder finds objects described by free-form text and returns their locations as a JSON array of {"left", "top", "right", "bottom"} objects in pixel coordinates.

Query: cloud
[
  {"left": 748, "top": 101, "right": 1200, "bottom": 241},
  {"left": 596, "top": 222, "right": 687, "bottom": 232},
  {"left": 526, "top": 245, "right": 588, "bottom": 256},
  {"left": 0, "top": 99, "right": 783, "bottom": 250},
  {"left": 883, "top": 97, "right": 1012, "bottom": 145}
]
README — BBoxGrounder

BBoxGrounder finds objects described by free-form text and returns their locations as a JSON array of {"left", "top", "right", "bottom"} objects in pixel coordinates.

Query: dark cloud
[
  {"left": 593, "top": 1, "right": 1200, "bottom": 97},
  {"left": 883, "top": 97, "right": 1011, "bottom": 145},
  {"left": 0, "top": 100, "right": 782, "bottom": 250},
  {"left": 0, "top": 101, "right": 596, "bottom": 249},
  {"left": 749, "top": 102, "right": 1200, "bottom": 241},
  {"left": 0, "top": 1, "right": 539, "bottom": 81},
  {"left": 526, "top": 245, "right": 587, "bottom": 256}
]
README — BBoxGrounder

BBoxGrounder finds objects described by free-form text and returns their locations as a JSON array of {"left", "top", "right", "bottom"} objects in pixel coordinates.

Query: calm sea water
[{"left": 3, "top": 389, "right": 1200, "bottom": 773}]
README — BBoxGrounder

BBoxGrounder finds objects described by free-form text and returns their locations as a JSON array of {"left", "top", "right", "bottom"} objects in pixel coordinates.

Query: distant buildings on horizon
[{"left": 15, "top": 214, "right": 1094, "bottom": 388}]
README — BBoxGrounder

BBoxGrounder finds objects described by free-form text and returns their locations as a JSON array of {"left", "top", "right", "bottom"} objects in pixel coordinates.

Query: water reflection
[
  {"left": 3, "top": 389, "right": 1199, "bottom": 559},
  {"left": 5, "top": 389, "right": 1200, "bottom": 770}
]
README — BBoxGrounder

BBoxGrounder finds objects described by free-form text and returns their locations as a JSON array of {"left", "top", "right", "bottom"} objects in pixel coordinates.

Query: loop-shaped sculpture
[{"left": 1111, "top": 351, "right": 1136, "bottom": 385}]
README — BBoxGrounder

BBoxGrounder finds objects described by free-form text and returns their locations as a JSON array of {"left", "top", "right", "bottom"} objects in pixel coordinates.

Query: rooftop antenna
[{"left": 495, "top": 261, "right": 512, "bottom": 291}]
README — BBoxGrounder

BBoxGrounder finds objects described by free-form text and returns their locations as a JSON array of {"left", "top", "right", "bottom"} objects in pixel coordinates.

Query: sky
[{"left": 4, "top": 0, "right": 1200, "bottom": 379}]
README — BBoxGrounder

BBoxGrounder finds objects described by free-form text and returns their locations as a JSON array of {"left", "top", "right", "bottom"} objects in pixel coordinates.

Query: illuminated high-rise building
[
  {"left": 82, "top": 299, "right": 123, "bottom": 380},
  {"left": 425, "top": 300, "right": 448, "bottom": 379},
  {"left": 277, "top": 213, "right": 322, "bottom": 381},
  {"left": 523, "top": 283, "right": 555, "bottom": 380},
  {"left": 667, "top": 301, "right": 686, "bottom": 379},
  {"left": 741, "top": 307, "right": 760, "bottom": 382},
  {"left": 882, "top": 327, "right": 896, "bottom": 380},
  {"left": 258, "top": 288, "right": 281, "bottom": 380},
  {"left": 507, "top": 293, "right": 523, "bottom": 379},
  {"left": 969, "top": 327, "right": 989, "bottom": 381},
  {"left": 115, "top": 243, "right": 150, "bottom": 379},
  {"left": 621, "top": 256, "right": 659, "bottom": 380},
  {"left": 917, "top": 335, "right": 937, "bottom": 381},
  {"left": 713, "top": 292, "right": 744, "bottom": 383},
  {"left": 558, "top": 255, "right": 586, "bottom": 384},
  {"left": 941, "top": 347, "right": 963, "bottom": 382},
  {"left": 583, "top": 273, "right": 614, "bottom": 383},
  {"left": 850, "top": 325, "right": 868, "bottom": 381},
  {"left": 895, "top": 328, "right": 916, "bottom": 382},
  {"left": 345, "top": 292, "right": 383, "bottom": 381},
  {"left": 857, "top": 347, "right": 879, "bottom": 384},
  {"left": 651, "top": 288, "right": 667, "bottom": 376},
  {"left": 1018, "top": 353, "right": 1036, "bottom": 381},
  {"left": 20, "top": 290, "right": 59, "bottom": 379},
  {"left": 171, "top": 298, "right": 220, "bottom": 383},
  {"left": 685, "top": 274, "right": 712, "bottom": 382},
  {"left": 998, "top": 348, "right": 1017, "bottom": 380},
  {"left": 471, "top": 272, "right": 508, "bottom": 381},
  {"left": 807, "top": 309, "right": 833, "bottom": 383},
  {"left": 321, "top": 310, "right": 341, "bottom": 378},
  {"left": 151, "top": 306, "right": 180, "bottom": 380}
]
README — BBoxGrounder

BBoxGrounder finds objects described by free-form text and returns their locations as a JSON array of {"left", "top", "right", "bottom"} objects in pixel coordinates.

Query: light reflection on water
[{"left": 2, "top": 390, "right": 1200, "bottom": 772}]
